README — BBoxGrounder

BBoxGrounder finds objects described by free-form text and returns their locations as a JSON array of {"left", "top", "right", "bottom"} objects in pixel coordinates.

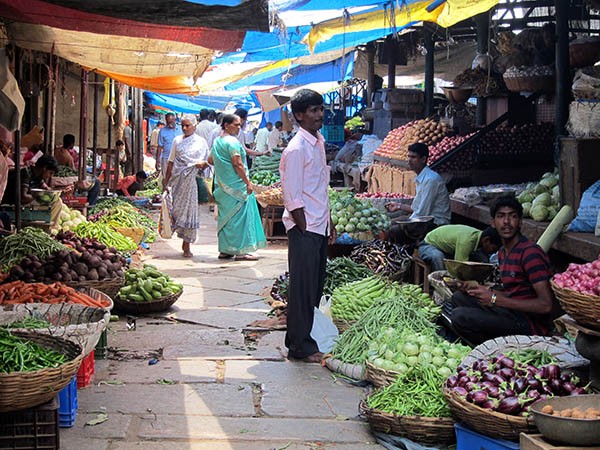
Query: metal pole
[
  {"left": 555, "top": 0, "right": 570, "bottom": 136},
  {"left": 92, "top": 72, "right": 99, "bottom": 178},
  {"left": 386, "top": 36, "right": 396, "bottom": 89},
  {"left": 43, "top": 54, "right": 52, "bottom": 154},
  {"left": 79, "top": 69, "right": 88, "bottom": 180},
  {"left": 49, "top": 58, "right": 58, "bottom": 155},
  {"left": 474, "top": 12, "right": 490, "bottom": 126},
  {"left": 136, "top": 87, "right": 143, "bottom": 172},
  {"left": 366, "top": 43, "right": 376, "bottom": 108},
  {"left": 14, "top": 47, "right": 22, "bottom": 230},
  {"left": 424, "top": 27, "right": 435, "bottom": 117}
]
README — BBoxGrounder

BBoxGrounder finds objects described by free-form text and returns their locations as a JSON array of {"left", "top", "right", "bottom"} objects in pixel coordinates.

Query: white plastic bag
[
  {"left": 158, "top": 191, "right": 173, "bottom": 239},
  {"left": 310, "top": 307, "right": 338, "bottom": 353},
  {"left": 318, "top": 295, "right": 332, "bottom": 319}
]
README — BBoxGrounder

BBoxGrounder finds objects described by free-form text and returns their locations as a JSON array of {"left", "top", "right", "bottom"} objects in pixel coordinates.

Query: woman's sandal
[
  {"left": 218, "top": 253, "right": 234, "bottom": 259},
  {"left": 234, "top": 254, "right": 258, "bottom": 261}
]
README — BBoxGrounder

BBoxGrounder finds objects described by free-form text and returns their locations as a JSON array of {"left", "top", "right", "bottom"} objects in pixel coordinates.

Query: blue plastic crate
[
  {"left": 58, "top": 376, "right": 78, "bottom": 428},
  {"left": 455, "top": 423, "right": 519, "bottom": 450},
  {"left": 321, "top": 125, "right": 345, "bottom": 144}
]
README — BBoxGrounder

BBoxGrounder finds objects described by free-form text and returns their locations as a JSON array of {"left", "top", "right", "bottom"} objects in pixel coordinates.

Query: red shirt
[{"left": 498, "top": 235, "right": 552, "bottom": 333}]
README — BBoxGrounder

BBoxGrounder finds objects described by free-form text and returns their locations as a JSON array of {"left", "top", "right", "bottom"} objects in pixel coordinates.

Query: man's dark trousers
[{"left": 285, "top": 227, "right": 328, "bottom": 359}]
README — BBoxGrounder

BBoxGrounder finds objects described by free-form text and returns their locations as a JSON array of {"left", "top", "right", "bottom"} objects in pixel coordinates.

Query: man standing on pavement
[
  {"left": 254, "top": 122, "right": 273, "bottom": 156},
  {"left": 280, "top": 89, "right": 335, "bottom": 363},
  {"left": 156, "top": 112, "right": 181, "bottom": 177},
  {"left": 235, "top": 108, "right": 268, "bottom": 170},
  {"left": 149, "top": 121, "right": 165, "bottom": 158},
  {"left": 195, "top": 109, "right": 218, "bottom": 145},
  {"left": 268, "top": 121, "right": 283, "bottom": 153},
  {"left": 450, "top": 196, "right": 555, "bottom": 345}
]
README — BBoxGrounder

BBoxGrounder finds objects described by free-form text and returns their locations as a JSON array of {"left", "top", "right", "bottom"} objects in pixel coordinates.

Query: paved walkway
[{"left": 61, "top": 205, "right": 382, "bottom": 449}]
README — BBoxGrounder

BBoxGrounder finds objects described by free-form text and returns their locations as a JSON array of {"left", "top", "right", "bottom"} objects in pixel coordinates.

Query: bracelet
[{"left": 490, "top": 292, "right": 497, "bottom": 307}]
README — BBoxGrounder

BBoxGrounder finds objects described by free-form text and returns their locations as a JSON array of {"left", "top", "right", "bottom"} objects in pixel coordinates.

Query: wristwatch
[{"left": 490, "top": 292, "right": 497, "bottom": 307}]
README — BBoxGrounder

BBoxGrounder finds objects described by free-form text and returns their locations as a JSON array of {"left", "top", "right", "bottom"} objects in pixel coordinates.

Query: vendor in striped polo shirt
[{"left": 449, "top": 196, "right": 555, "bottom": 346}]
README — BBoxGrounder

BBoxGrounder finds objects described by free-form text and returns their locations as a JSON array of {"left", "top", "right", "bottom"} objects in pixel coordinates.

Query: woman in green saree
[{"left": 208, "top": 114, "right": 266, "bottom": 261}]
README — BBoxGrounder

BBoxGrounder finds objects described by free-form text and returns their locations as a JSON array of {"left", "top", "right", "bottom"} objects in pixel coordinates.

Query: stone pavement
[{"left": 61, "top": 205, "right": 383, "bottom": 450}]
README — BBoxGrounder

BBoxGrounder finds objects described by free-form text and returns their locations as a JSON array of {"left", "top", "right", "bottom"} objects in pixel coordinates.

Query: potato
[{"left": 541, "top": 405, "right": 554, "bottom": 414}]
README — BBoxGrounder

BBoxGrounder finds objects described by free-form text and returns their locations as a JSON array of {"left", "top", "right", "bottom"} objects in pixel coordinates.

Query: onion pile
[
  {"left": 445, "top": 354, "right": 588, "bottom": 416},
  {"left": 375, "top": 119, "right": 449, "bottom": 160},
  {"left": 476, "top": 123, "right": 554, "bottom": 159},
  {"left": 553, "top": 258, "right": 600, "bottom": 297}
]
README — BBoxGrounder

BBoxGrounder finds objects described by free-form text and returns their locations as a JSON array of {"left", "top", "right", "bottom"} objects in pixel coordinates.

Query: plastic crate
[
  {"left": 321, "top": 125, "right": 345, "bottom": 144},
  {"left": 0, "top": 396, "right": 59, "bottom": 450},
  {"left": 77, "top": 351, "right": 95, "bottom": 388},
  {"left": 455, "top": 423, "right": 520, "bottom": 450},
  {"left": 94, "top": 329, "right": 108, "bottom": 359},
  {"left": 58, "top": 377, "right": 78, "bottom": 428}
]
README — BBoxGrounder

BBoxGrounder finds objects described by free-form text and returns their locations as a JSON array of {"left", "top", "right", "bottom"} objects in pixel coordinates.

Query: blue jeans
[{"left": 418, "top": 242, "right": 447, "bottom": 272}]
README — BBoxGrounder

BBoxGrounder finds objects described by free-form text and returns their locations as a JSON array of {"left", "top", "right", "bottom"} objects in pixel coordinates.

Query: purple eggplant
[
  {"left": 544, "top": 364, "right": 561, "bottom": 380},
  {"left": 482, "top": 372, "right": 504, "bottom": 386},
  {"left": 469, "top": 375, "right": 480, "bottom": 383},
  {"left": 504, "top": 388, "right": 516, "bottom": 398},
  {"left": 549, "top": 378, "right": 563, "bottom": 394},
  {"left": 527, "top": 377, "right": 542, "bottom": 392},
  {"left": 570, "top": 387, "right": 587, "bottom": 396},
  {"left": 468, "top": 390, "right": 489, "bottom": 405},
  {"left": 498, "top": 367, "right": 515, "bottom": 380},
  {"left": 447, "top": 375, "right": 458, "bottom": 388},
  {"left": 465, "top": 382, "right": 478, "bottom": 392},
  {"left": 458, "top": 376, "right": 470, "bottom": 387},
  {"left": 514, "top": 377, "right": 527, "bottom": 393},
  {"left": 561, "top": 382, "right": 576, "bottom": 394},
  {"left": 560, "top": 373, "right": 572, "bottom": 383},
  {"left": 480, "top": 399, "right": 496, "bottom": 409},
  {"left": 495, "top": 396, "right": 522, "bottom": 415},
  {"left": 499, "top": 357, "right": 515, "bottom": 369},
  {"left": 457, "top": 369, "right": 468, "bottom": 378},
  {"left": 542, "top": 384, "right": 554, "bottom": 395},
  {"left": 486, "top": 385, "right": 500, "bottom": 398},
  {"left": 452, "top": 386, "right": 468, "bottom": 397},
  {"left": 526, "top": 390, "right": 541, "bottom": 401}
]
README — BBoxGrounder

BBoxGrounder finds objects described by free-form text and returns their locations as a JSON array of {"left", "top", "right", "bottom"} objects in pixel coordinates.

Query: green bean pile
[
  {"left": 0, "top": 329, "right": 67, "bottom": 373},
  {"left": 367, "top": 365, "right": 451, "bottom": 417},
  {"left": 90, "top": 204, "right": 157, "bottom": 243},
  {"left": 331, "top": 294, "right": 438, "bottom": 365},
  {"left": 505, "top": 349, "right": 556, "bottom": 367},
  {"left": 89, "top": 197, "right": 132, "bottom": 215},
  {"left": 0, "top": 227, "right": 69, "bottom": 272},
  {"left": 323, "top": 257, "right": 372, "bottom": 296},
  {"left": 73, "top": 222, "right": 137, "bottom": 252},
  {"left": 5, "top": 317, "right": 52, "bottom": 329}
]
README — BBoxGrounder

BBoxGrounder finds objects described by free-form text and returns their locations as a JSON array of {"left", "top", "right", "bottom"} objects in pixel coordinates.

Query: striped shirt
[{"left": 498, "top": 235, "right": 552, "bottom": 333}]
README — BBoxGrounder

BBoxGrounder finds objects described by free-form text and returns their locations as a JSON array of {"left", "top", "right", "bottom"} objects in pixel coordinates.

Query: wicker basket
[
  {"left": 332, "top": 317, "right": 356, "bottom": 333},
  {"left": 323, "top": 357, "right": 366, "bottom": 381},
  {"left": 0, "top": 302, "right": 110, "bottom": 356},
  {"left": 0, "top": 330, "right": 83, "bottom": 412},
  {"left": 360, "top": 399, "right": 456, "bottom": 445},
  {"left": 443, "top": 387, "right": 537, "bottom": 441},
  {"left": 570, "top": 40, "right": 600, "bottom": 68},
  {"left": 551, "top": 280, "right": 600, "bottom": 330},
  {"left": 503, "top": 75, "right": 555, "bottom": 93},
  {"left": 65, "top": 277, "right": 124, "bottom": 303},
  {"left": 113, "top": 290, "right": 182, "bottom": 314},
  {"left": 428, "top": 270, "right": 454, "bottom": 305},
  {"left": 365, "top": 360, "right": 400, "bottom": 387}
]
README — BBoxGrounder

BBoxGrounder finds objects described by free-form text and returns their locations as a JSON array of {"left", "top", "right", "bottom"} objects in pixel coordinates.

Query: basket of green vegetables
[
  {"left": 114, "top": 265, "right": 183, "bottom": 314},
  {"left": 0, "top": 328, "right": 83, "bottom": 412}
]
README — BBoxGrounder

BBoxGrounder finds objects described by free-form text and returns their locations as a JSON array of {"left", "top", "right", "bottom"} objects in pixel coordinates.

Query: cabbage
[
  {"left": 551, "top": 185, "right": 560, "bottom": 203},
  {"left": 534, "top": 183, "right": 549, "bottom": 195},
  {"left": 530, "top": 204, "right": 549, "bottom": 221},
  {"left": 547, "top": 206, "right": 558, "bottom": 221},
  {"left": 539, "top": 175, "right": 558, "bottom": 189},
  {"left": 532, "top": 192, "right": 552, "bottom": 207},
  {"left": 518, "top": 190, "right": 535, "bottom": 204},
  {"left": 542, "top": 172, "right": 554, "bottom": 179},
  {"left": 522, "top": 202, "right": 532, "bottom": 218}
]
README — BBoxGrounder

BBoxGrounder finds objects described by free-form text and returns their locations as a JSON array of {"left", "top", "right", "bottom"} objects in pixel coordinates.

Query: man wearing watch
[{"left": 449, "top": 196, "right": 555, "bottom": 346}]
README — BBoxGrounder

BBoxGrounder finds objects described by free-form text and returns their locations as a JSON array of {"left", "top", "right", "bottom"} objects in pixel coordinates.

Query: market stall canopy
[{"left": 144, "top": 92, "right": 234, "bottom": 114}]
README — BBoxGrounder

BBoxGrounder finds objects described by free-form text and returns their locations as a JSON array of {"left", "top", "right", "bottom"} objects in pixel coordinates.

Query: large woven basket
[
  {"left": 332, "top": 317, "right": 356, "bottom": 333},
  {"left": 503, "top": 75, "right": 555, "bottom": 93},
  {"left": 323, "top": 356, "right": 366, "bottom": 381},
  {"left": 365, "top": 360, "right": 400, "bottom": 387},
  {"left": 77, "top": 286, "right": 114, "bottom": 311},
  {"left": 113, "top": 290, "right": 182, "bottom": 314},
  {"left": 570, "top": 40, "right": 600, "bottom": 68},
  {"left": 65, "top": 277, "right": 124, "bottom": 302},
  {"left": 360, "top": 399, "right": 456, "bottom": 445},
  {"left": 0, "top": 330, "right": 83, "bottom": 412},
  {"left": 551, "top": 280, "right": 600, "bottom": 331},
  {"left": 443, "top": 387, "right": 537, "bottom": 441},
  {"left": 0, "top": 302, "right": 110, "bottom": 356}
]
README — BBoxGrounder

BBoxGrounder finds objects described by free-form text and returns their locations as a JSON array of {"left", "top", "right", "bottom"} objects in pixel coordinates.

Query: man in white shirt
[
  {"left": 235, "top": 108, "right": 267, "bottom": 170},
  {"left": 195, "top": 109, "right": 218, "bottom": 145},
  {"left": 254, "top": 122, "right": 272, "bottom": 155},
  {"left": 268, "top": 121, "right": 283, "bottom": 153},
  {"left": 280, "top": 90, "right": 335, "bottom": 363}
]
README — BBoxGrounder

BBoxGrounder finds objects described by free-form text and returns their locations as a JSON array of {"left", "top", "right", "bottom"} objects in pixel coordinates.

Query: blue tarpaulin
[{"left": 144, "top": 92, "right": 235, "bottom": 114}]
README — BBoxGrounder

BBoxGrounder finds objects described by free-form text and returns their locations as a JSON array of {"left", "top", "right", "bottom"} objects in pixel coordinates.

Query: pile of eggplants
[{"left": 445, "top": 353, "right": 588, "bottom": 416}]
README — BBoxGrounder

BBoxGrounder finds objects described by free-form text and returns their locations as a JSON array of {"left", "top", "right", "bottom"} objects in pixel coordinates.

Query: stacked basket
[{"left": 551, "top": 280, "right": 600, "bottom": 331}]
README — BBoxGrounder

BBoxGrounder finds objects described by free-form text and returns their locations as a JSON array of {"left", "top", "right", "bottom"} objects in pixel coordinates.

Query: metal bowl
[
  {"left": 477, "top": 187, "right": 516, "bottom": 206},
  {"left": 392, "top": 216, "right": 434, "bottom": 241},
  {"left": 530, "top": 394, "right": 600, "bottom": 446},
  {"left": 442, "top": 86, "right": 473, "bottom": 104},
  {"left": 443, "top": 259, "right": 494, "bottom": 282},
  {"left": 30, "top": 189, "right": 61, "bottom": 205}
]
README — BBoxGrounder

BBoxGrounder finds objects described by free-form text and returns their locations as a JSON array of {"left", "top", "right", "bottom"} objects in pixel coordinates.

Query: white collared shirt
[{"left": 280, "top": 128, "right": 330, "bottom": 236}]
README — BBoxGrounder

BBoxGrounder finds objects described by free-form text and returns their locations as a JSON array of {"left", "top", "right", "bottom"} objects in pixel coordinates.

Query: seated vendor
[
  {"left": 116, "top": 170, "right": 147, "bottom": 197},
  {"left": 55, "top": 134, "right": 77, "bottom": 169},
  {"left": 419, "top": 225, "right": 501, "bottom": 272},
  {"left": 449, "top": 196, "right": 554, "bottom": 346},
  {"left": 386, "top": 143, "right": 451, "bottom": 243}
]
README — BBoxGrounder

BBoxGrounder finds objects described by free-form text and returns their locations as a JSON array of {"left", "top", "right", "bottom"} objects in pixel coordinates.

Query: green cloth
[
  {"left": 211, "top": 135, "right": 266, "bottom": 256},
  {"left": 423, "top": 224, "right": 482, "bottom": 262}
]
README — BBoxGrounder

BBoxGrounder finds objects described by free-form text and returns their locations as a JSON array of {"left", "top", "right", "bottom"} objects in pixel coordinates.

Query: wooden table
[
  {"left": 521, "top": 433, "right": 600, "bottom": 450},
  {"left": 451, "top": 198, "right": 600, "bottom": 262}
]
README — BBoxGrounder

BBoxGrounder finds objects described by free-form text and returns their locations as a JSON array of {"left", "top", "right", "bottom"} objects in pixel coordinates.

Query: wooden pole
[
  {"left": 386, "top": 36, "right": 396, "bottom": 89},
  {"left": 92, "top": 72, "right": 99, "bottom": 178},
  {"left": 424, "top": 27, "right": 435, "bottom": 117},
  {"left": 79, "top": 69, "right": 88, "bottom": 180},
  {"left": 555, "top": 0, "right": 570, "bottom": 136},
  {"left": 366, "top": 43, "right": 375, "bottom": 108},
  {"left": 14, "top": 47, "right": 22, "bottom": 230}
]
